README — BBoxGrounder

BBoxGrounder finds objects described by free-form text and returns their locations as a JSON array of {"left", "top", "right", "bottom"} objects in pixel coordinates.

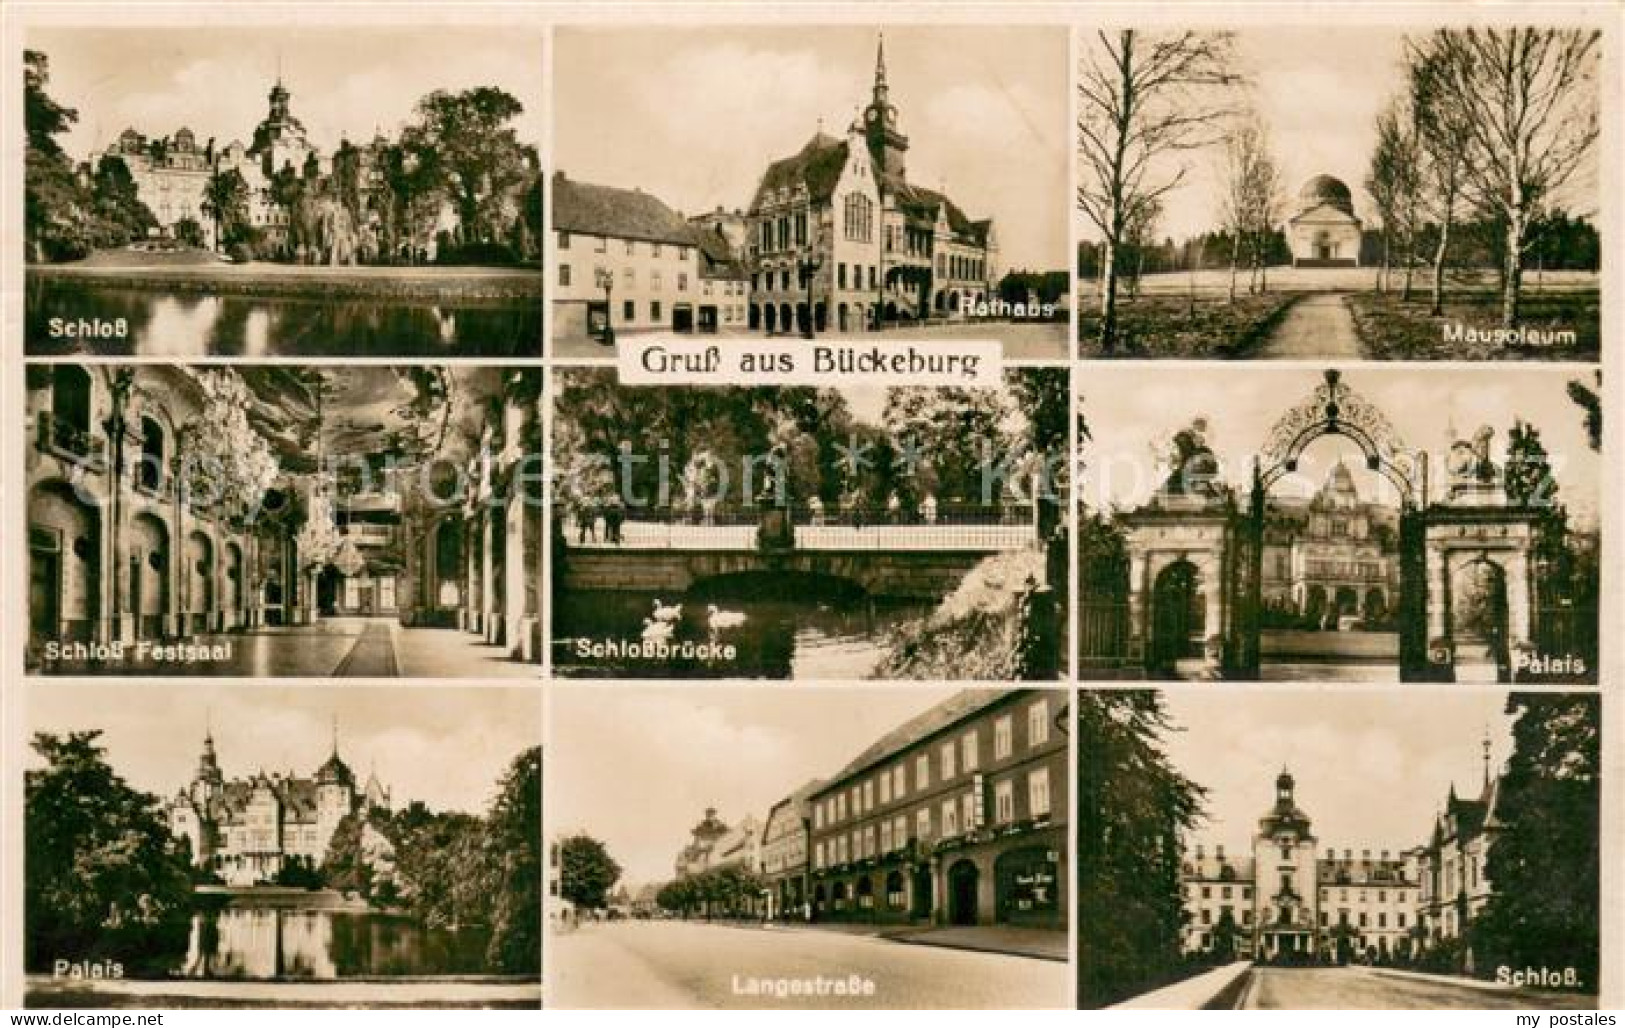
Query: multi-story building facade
[
  {"left": 1261, "top": 461, "right": 1401, "bottom": 627},
  {"left": 25, "top": 364, "right": 293, "bottom": 658},
  {"left": 744, "top": 38, "right": 998, "bottom": 335},
  {"left": 168, "top": 724, "right": 389, "bottom": 886},
  {"left": 1181, "top": 765, "right": 1508, "bottom": 965},
  {"left": 807, "top": 689, "right": 1066, "bottom": 929},
  {"left": 551, "top": 172, "right": 705, "bottom": 339},
  {"left": 1415, "top": 768, "right": 1501, "bottom": 945},
  {"left": 761, "top": 779, "right": 823, "bottom": 919}
]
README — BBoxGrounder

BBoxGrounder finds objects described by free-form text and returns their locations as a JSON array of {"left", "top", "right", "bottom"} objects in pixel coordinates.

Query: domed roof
[{"left": 1299, "top": 174, "right": 1355, "bottom": 214}]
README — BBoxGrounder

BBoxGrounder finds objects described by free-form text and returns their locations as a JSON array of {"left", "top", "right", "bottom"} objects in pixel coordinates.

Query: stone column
[
  {"left": 1504, "top": 550, "right": 1532, "bottom": 652},
  {"left": 482, "top": 508, "right": 498, "bottom": 644},
  {"left": 1125, "top": 550, "right": 1148, "bottom": 664}
]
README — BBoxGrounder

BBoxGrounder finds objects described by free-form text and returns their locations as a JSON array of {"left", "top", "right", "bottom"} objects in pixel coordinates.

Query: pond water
[
  {"left": 27, "top": 278, "right": 539, "bottom": 357},
  {"left": 175, "top": 907, "right": 494, "bottom": 980},
  {"left": 553, "top": 589, "right": 935, "bottom": 679}
]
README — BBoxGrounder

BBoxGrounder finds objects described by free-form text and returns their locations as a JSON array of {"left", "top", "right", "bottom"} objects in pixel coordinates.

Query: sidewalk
[
  {"left": 884, "top": 925, "right": 1068, "bottom": 962},
  {"left": 654, "top": 917, "right": 1064, "bottom": 960}
]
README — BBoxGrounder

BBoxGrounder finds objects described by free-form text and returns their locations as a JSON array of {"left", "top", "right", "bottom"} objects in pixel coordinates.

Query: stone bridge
[{"left": 559, "top": 547, "right": 1013, "bottom": 601}]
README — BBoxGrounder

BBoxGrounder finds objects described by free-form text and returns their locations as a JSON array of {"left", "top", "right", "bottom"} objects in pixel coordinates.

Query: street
[
  {"left": 1242, "top": 967, "right": 1598, "bottom": 1010},
  {"left": 549, "top": 920, "right": 1069, "bottom": 1009}
]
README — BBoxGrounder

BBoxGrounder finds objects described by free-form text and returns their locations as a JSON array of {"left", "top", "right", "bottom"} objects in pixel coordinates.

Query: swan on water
[{"left": 707, "top": 604, "right": 747, "bottom": 630}]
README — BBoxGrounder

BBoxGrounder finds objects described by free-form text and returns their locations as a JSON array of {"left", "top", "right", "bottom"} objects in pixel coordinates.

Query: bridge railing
[{"left": 559, "top": 503, "right": 1038, "bottom": 552}]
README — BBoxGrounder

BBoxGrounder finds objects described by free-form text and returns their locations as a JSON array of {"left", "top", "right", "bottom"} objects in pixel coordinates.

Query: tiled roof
[
  {"left": 552, "top": 172, "right": 698, "bottom": 246},
  {"left": 820, "top": 690, "right": 1011, "bottom": 790},
  {"left": 887, "top": 177, "right": 990, "bottom": 245},
  {"left": 751, "top": 134, "right": 850, "bottom": 209}
]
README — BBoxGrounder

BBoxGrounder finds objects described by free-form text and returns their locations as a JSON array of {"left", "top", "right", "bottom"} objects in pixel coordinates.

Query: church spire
[
  {"left": 875, "top": 32, "right": 887, "bottom": 90},
  {"left": 1482, "top": 728, "right": 1492, "bottom": 791}
]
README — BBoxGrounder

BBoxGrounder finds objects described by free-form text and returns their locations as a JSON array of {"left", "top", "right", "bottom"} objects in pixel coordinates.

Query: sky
[
  {"left": 29, "top": 27, "right": 546, "bottom": 161},
  {"left": 1079, "top": 367, "right": 1601, "bottom": 526},
  {"left": 555, "top": 25, "right": 1069, "bottom": 271},
  {"left": 28, "top": 685, "right": 541, "bottom": 815},
  {"left": 549, "top": 685, "right": 961, "bottom": 888},
  {"left": 1076, "top": 27, "right": 1601, "bottom": 243},
  {"left": 1161, "top": 688, "right": 1518, "bottom": 861}
]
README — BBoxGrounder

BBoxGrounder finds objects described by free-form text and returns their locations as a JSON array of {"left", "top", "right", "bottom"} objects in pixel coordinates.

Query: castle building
[
  {"left": 1415, "top": 750, "right": 1502, "bottom": 946},
  {"left": 745, "top": 36, "right": 998, "bottom": 335},
  {"left": 168, "top": 725, "right": 389, "bottom": 886},
  {"left": 1182, "top": 761, "right": 1503, "bottom": 966},
  {"left": 1286, "top": 175, "right": 1363, "bottom": 268},
  {"left": 1261, "top": 460, "right": 1400, "bottom": 627},
  {"left": 807, "top": 689, "right": 1066, "bottom": 929}
]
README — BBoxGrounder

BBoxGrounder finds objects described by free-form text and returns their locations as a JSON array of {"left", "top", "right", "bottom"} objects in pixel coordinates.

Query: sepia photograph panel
[
  {"left": 23, "top": 27, "right": 544, "bottom": 357},
  {"left": 549, "top": 685, "right": 1068, "bottom": 1009},
  {"left": 23, "top": 684, "right": 542, "bottom": 1008},
  {"left": 1075, "top": 26, "right": 1600, "bottom": 360},
  {"left": 1075, "top": 688, "right": 1601, "bottom": 1010},
  {"left": 549, "top": 368, "right": 1069, "bottom": 680},
  {"left": 25, "top": 363, "right": 543, "bottom": 677},
  {"left": 551, "top": 25, "right": 1069, "bottom": 359},
  {"left": 1077, "top": 366, "right": 1602, "bottom": 684}
]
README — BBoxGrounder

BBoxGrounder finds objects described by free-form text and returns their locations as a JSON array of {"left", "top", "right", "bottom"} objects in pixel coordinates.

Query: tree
[
  {"left": 558, "top": 833, "right": 622, "bottom": 912},
  {"left": 1077, "top": 691, "right": 1207, "bottom": 1007},
  {"left": 320, "top": 812, "right": 373, "bottom": 895},
  {"left": 201, "top": 167, "right": 251, "bottom": 249},
  {"left": 1423, "top": 29, "right": 1600, "bottom": 326},
  {"left": 881, "top": 386, "right": 1015, "bottom": 506},
  {"left": 1407, "top": 37, "right": 1475, "bottom": 316},
  {"left": 482, "top": 746, "right": 541, "bottom": 973},
  {"left": 24, "top": 50, "right": 91, "bottom": 261},
  {"left": 1502, "top": 420, "right": 1556, "bottom": 512},
  {"left": 1473, "top": 694, "right": 1600, "bottom": 990},
  {"left": 1217, "top": 111, "right": 1283, "bottom": 302},
  {"left": 26, "top": 732, "right": 194, "bottom": 975},
  {"left": 1567, "top": 371, "right": 1601, "bottom": 453},
  {"left": 1078, "top": 30, "right": 1239, "bottom": 351},
  {"left": 1365, "top": 97, "right": 1425, "bottom": 299},
  {"left": 405, "top": 87, "right": 532, "bottom": 252}
]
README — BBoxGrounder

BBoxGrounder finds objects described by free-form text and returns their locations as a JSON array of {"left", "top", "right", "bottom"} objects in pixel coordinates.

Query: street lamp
[
  {"left": 594, "top": 267, "right": 616, "bottom": 348},
  {"left": 797, "top": 250, "right": 823, "bottom": 340}
]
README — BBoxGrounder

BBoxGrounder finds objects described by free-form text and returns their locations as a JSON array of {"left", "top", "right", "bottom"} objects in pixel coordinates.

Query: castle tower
[
  {"left": 862, "top": 34, "right": 909, "bottom": 179},
  {"left": 313, "top": 719, "right": 357, "bottom": 859},
  {"left": 1251, "top": 767, "right": 1321, "bottom": 961}
]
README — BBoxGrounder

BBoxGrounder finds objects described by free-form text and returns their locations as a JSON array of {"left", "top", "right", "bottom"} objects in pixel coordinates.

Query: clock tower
[{"left": 862, "top": 34, "right": 910, "bottom": 179}]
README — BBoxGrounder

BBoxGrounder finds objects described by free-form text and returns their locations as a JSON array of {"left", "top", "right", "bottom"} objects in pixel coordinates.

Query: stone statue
[
  {"left": 1448, "top": 424, "right": 1498, "bottom": 490},
  {"left": 1162, "top": 418, "right": 1222, "bottom": 498}
]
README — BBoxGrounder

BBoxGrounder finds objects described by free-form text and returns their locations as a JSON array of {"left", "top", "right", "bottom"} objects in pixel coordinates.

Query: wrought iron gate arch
[{"left": 1232, "top": 370, "right": 1432, "bottom": 680}]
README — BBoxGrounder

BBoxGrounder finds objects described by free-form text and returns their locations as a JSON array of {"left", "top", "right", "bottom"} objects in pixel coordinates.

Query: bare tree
[
  {"left": 1406, "top": 37, "right": 1475, "bottom": 317},
  {"left": 1215, "top": 112, "right": 1283, "bottom": 302},
  {"left": 1078, "top": 30, "right": 1239, "bottom": 351},
  {"left": 1365, "top": 98, "right": 1424, "bottom": 299},
  {"left": 1425, "top": 28, "right": 1600, "bottom": 326}
]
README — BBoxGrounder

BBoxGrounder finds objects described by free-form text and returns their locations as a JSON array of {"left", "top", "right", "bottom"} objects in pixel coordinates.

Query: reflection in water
[
  {"left": 177, "top": 907, "right": 493, "bottom": 980},
  {"left": 27, "top": 278, "right": 539, "bottom": 357},
  {"left": 554, "top": 590, "right": 933, "bottom": 679}
]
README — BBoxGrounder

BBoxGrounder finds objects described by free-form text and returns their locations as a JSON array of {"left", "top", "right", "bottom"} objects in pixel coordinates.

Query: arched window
[{"left": 139, "top": 416, "right": 164, "bottom": 492}]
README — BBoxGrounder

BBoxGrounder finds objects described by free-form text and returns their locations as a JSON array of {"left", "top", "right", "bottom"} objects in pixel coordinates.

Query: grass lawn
[
  {"left": 1077, "top": 291, "right": 1299, "bottom": 358},
  {"left": 1347, "top": 288, "right": 1599, "bottom": 360}
]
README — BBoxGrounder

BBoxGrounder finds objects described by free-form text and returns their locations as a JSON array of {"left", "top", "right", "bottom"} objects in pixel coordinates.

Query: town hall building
[{"left": 745, "top": 36, "right": 999, "bottom": 334}]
